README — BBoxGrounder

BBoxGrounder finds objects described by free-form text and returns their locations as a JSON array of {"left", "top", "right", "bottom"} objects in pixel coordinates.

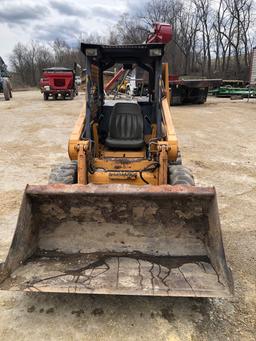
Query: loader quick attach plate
[{"left": 0, "top": 184, "right": 233, "bottom": 297}]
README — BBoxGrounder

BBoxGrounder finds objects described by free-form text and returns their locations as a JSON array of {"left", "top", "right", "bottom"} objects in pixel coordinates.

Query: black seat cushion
[{"left": 105, "top": 103, "right": 144, "bottom": 150}]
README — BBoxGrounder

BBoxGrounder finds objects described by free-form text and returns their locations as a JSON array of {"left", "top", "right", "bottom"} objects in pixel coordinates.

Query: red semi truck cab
[{"left": 40, "top": 67, "right": 78, "bottom": 100}]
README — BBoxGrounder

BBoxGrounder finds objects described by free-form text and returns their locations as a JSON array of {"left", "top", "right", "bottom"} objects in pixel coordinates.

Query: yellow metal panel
[
  {"left": 94, "top": 158, "right": 153, "bottom": 171},
  {"left": 161, "top": 97, "right": 178, "bottom": 160},
  {"left": 68, "top": 100, "right": 87, "bottom": 160},
  {"left": 77, "top": 145, "right": 87, "bottom": 185},
  {"left": 102, "top": 150, "right": 146, "bottom": 158},
  {"left": 88, "top": 170, "right": 158, "bottom": 185},
  {"left": 158, "top": 144, "right": 168, "bottom": 185}
]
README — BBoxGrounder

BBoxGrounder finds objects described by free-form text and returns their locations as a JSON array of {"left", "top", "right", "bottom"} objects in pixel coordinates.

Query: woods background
[{"left": 9, "top": 0, "right": 256, "bottom": 87}]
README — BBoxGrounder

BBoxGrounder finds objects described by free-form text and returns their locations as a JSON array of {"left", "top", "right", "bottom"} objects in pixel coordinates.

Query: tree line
[
  {"left": 10, "top": 40, "right": 84, "bottom": 87},
  {"left": 10, "top": 0, "right": 256, "bottom": 87}
]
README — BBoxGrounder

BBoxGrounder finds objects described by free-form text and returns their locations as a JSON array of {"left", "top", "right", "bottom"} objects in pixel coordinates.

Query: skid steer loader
[{"left": 0, "top": 25, "right": 233, "bottom": 298}]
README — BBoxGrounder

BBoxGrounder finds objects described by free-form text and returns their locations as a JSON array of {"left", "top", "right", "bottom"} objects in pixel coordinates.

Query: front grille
[{"left": 54, "top": 79, "right": 65, "bottom": 87}]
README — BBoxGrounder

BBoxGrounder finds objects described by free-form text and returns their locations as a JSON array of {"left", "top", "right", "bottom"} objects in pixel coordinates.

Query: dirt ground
[{"left": 0, "top": 91, "right": 255, "bottom": 341}]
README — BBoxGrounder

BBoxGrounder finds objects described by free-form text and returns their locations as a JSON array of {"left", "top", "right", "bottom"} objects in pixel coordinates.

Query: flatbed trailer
[{"left": 169, "top": 78, "right": 222, "bottom": 105}]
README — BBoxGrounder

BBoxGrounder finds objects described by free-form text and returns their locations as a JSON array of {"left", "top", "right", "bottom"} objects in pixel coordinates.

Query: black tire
[
  {"left": 193, "top": 97, "right": 206, "bottom": 104},
  {"left": 43, "top": 93, "right": 49, "bottom": 101},
  {"left": 3, "top": 80, "right": 10, "bottom": 100},
  {"left": 168, "top": 165, "right": 195, "bottom": 186},
  {"left": 171, "top": 96, "right": 182, "bottom": 106},
  {"left": 169, "top": 165, "right": 193, "bottom": 176},
  {"left": 9, "top": 90, "right": 12, "bottom": 98},
  {"left": 48, "top": 161, "right": 77, "bottom": 184},
  {"left": 69, "top": 91, "right": 74, "bottom": 100}
]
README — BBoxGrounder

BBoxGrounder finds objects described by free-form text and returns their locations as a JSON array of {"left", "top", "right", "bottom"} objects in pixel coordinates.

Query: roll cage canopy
[
  {"left": 81, "top": 43, "right": 165, "bottom": 103},
  {"left": 80, "top": 43, "right": 165, "bottom": 69},
  {"left": 81, "top": 43, "right": 166, "bottom": 140}
]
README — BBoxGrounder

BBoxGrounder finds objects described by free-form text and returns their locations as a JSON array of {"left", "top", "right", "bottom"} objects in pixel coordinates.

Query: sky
[{"left": 0, "top": 0, "right": 146, "bottom": 64}]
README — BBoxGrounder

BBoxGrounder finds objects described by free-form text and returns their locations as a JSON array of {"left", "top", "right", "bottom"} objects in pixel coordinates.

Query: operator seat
[{"left": 105, "top": 103, "right": 144, "bottom": 150}]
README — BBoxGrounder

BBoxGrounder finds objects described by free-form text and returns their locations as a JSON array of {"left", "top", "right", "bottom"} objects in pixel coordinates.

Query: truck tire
[
  {"left": 44, "top": 93, "right": 49, "bottom": 101},
  {"left": 168, "top": 165, "right": 195, "bottom": 186},
  {"left": 3, "top": 80, "right": 10, "bottom": 100},
  {"left": 194, "top": 97, "right": 206, "bottom": 104},
  {"left": 171, "top": 96, "right": 182, "bottom": 106},
  {"left": 48, "top": 161, "right": 77, "bottom": 184}
]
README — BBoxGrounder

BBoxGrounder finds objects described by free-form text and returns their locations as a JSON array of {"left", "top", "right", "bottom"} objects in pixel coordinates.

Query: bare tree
[
  {"left": 114, "top": 14, "right": 148, "bottom": 44},
  {"left": 174, "top": 2, "right": 200, "bottom": 74},
  {"left": 9, "top": 0, "right": 256, "bottom": 86}
]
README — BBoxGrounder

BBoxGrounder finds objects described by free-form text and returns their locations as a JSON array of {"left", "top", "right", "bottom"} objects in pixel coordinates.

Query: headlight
[
  {"left": 85, "top": 48, "right": 98, "bottom": 57},
  {"left": 149, "top": 48, "right": 162, "bottom": 57},
  {"left": 44, "top": 86, "right": 50, "bottom": 91}
]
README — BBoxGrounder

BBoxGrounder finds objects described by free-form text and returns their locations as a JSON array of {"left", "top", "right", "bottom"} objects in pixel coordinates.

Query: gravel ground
[{"left": 0, "top": 91, "right": 255, "bottom": 341}]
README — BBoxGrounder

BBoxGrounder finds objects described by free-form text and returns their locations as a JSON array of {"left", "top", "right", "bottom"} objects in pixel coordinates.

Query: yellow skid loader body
[{"left": 0, "top": 44, "right": 233, "bottom": 299}]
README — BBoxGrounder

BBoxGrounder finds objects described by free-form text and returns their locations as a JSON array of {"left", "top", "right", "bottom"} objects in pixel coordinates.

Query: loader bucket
[{"left": 0, "top": 184, "right": 233, "bottom": 297}]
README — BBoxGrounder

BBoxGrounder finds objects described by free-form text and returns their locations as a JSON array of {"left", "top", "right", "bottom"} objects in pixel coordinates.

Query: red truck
[{"left": 40, "top": 67, "right": 78, "bottom": 100}]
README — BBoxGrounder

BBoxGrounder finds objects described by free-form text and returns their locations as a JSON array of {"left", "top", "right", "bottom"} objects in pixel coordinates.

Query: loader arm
[{"left": 161, "top": 97, "right": 178, "bottom": 160}]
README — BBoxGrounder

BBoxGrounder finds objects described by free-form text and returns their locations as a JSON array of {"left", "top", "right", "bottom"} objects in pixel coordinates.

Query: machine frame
[{"left": 68, "top": 43, "right": 178, "bottom": 186}]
